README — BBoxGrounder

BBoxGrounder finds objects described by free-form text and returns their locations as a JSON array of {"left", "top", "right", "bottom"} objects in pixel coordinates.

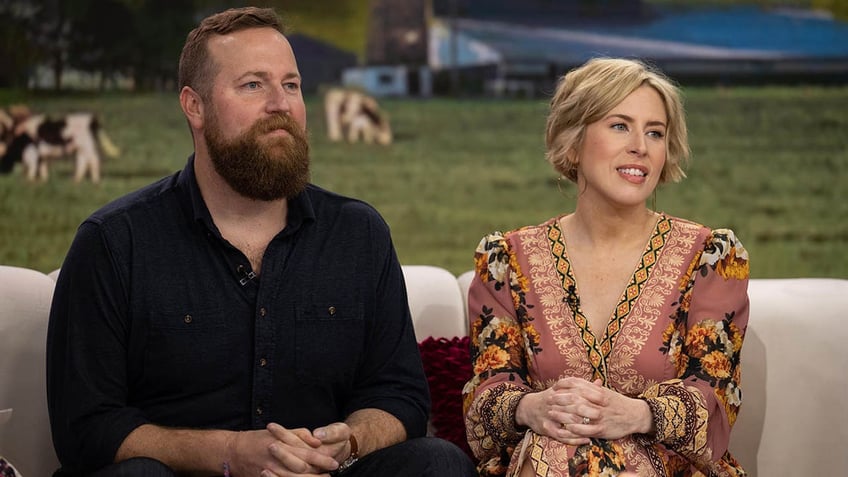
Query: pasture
[{"left": 0, "top": 87, "right": 846, "bottom": 278}]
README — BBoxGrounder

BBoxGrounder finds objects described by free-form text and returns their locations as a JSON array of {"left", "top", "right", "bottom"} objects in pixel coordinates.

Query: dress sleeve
[
  {"left": 640, "top": 228, "right": 750, "bottom": 472},
  {"left": 463, "top": 233, "right": 539, "bottom": 476}
]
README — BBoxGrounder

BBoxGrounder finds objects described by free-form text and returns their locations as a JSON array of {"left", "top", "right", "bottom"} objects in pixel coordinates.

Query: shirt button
[
  {"left": 328, "top": 306, "right": 336, "bottom": 316},
  {"left": 260, "top": 307, "right": 267, "bottom": 317},
  {"left": 256, "top": 407, "right": 263, "bottom": 416},
  {"left": 183, "top": 314, "right": 192, "bottom": 324},
  {"left": 259, "top": 357, "right": 267, "bottom": 367}
]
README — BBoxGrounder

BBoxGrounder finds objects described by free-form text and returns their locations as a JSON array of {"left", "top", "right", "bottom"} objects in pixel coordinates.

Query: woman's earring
[{"left": 557, "top": 176, "right": 567, "bottom": 198}]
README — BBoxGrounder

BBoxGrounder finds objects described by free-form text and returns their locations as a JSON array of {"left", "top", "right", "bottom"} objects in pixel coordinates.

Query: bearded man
[{"left": 46, "top": 7, "right": 476, "bottom": 477}]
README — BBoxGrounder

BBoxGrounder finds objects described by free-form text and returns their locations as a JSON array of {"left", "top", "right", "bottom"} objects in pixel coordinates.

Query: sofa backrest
[
  {"left": 729, "top": 278, "right": 848, "bottom": 475},
  {"left": 402, "top": 265, "right": 467, "bottom": 341},
  {"left": 0, "top": 265, "right": 60, "bottom": 477}
]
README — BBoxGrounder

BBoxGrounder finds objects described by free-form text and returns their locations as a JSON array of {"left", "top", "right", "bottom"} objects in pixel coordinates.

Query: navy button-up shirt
[{"left": 47, "top": 157, "right": 430, "bottom": 475}]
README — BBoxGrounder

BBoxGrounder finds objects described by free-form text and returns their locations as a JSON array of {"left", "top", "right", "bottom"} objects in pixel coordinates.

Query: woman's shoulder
[
  {"left": 666, "top": 214, "right": 709, "bottom": 235},
  {"left": 701, "top": 228, "right": 749, "bottom": 275},
  {"left": 475, "top": 216, "right": 559, "bottom": 252},
  {"left": 666, "top": 215, "right": 749, "bottom": 274},
  {"left": 474, "top": 230, "right": 508, "bottom": 254},
  {"left": 666, "top": 215, "right": 744, "bottom": 246}
]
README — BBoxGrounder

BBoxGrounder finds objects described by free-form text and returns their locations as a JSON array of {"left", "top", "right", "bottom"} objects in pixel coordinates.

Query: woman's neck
[{"left": 565, "top": 202, "right": 658, "bottom": 249}]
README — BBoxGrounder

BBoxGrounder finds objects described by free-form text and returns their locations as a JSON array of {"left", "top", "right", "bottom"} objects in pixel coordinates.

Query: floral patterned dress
[{"left": 463, "top": 214, "right": 749, "bottom": 477}]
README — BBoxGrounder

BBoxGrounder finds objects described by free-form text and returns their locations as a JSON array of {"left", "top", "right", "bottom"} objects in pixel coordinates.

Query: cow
[
  {"left": 324, "top": 88, "right": 393, "bottom": 146},
  {"left": 0, "top": 109, "right": 120, "bottom": 183},
  {"left": 0, "top": 109, "right": 12, "bottom": 158},
  {"left": 0, "top": 104, "right": 33, "bottom": 157}
]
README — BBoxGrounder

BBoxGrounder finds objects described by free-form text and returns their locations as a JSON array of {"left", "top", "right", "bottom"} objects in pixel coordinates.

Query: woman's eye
[
  {"left": 612, "top": 123, "right": 628, "bottom": 132},
  {"left": 648, "top": 130, "right": 665, "bottom": 139}
]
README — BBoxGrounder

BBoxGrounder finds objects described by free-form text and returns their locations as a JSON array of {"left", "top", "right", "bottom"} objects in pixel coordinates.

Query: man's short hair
[{"left": 178, "top": 7, "right": 287, "bottom": 100}]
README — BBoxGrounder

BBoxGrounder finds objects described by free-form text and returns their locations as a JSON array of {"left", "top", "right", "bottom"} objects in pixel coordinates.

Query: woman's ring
[{"left": 582, "top": 416, "right": 591, "bottom": 425}]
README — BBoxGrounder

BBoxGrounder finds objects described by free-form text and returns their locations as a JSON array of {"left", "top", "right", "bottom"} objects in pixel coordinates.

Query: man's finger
[
  {"left": 312, "top": 421, "right": 350, "bottom": 443},
  {"left": 267, "top": 423, "right": 322, "bottom": 448}
]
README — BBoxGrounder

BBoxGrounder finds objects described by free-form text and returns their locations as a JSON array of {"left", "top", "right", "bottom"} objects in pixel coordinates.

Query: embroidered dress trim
[{"left": 545, "top": 216, "right": 670, "bottom": 383}]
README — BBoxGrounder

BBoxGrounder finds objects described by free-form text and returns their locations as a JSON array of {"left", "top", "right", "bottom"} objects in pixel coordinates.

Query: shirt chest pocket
[
  {"left": 294, "top": 302, "right": 365, "bottom": 383},
  {"left": 142, "top": 308, "right": 238, "bottom": 389}
]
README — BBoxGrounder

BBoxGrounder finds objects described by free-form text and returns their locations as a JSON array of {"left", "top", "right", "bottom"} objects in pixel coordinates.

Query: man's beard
[{"left": 204, "top": 110, "right": 310, "bottom": 201}]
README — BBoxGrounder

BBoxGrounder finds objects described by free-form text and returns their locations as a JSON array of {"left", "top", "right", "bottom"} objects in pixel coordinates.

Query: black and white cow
[
  {"left": 324, "top": 88, "right": 393, "bottom": 146},
  {"left": 0, "top": 111, "right": 120, "bottom": 183}
]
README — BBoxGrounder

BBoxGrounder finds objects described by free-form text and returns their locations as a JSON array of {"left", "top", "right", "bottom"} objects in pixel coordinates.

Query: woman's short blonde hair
[{"left": 545, "top": 57, "right": 689, "bottom": 184}]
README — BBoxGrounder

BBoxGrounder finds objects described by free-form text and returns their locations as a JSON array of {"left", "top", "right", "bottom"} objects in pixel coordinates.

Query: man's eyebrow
[{"left": 236, "top": 71, "right": 301, "bottom": 81}]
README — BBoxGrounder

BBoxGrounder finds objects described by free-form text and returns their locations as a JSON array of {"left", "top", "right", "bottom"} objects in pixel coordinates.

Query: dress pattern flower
[{"left": 463, "top": 215, "right": 749, "bottom": 477}]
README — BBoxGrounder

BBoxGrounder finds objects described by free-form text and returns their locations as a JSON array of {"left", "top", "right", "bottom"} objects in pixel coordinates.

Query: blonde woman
[{"left": 463, "top": 58, "right": 749, "bottom": 476}]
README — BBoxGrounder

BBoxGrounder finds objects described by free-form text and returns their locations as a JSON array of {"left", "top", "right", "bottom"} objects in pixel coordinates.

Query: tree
[
  {"left": 813, "top": 0, "right": 848, "bottom": 20},
  {"left": 203, "top": 0, "right": 370, "bottom": 58},
  {"left": 0, "top": 1, "right": 42, "bottom": 88},
  {"left": 67, "top": 0, "right": 137, "bottom": 90},
  {"left": 0, "top": 0, "right": 73, "bottom": 90},
  {"left": 126, "top": 0, "right": 195, "bottom": 91}
]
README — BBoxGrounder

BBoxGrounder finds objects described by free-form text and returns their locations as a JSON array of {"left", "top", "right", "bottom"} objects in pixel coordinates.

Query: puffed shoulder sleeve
[
  {"left": 640, "top": 228, "right": 749, "bottom": 474},
  {"left": 463, "top": 232, "right": 536, "bottom": 476}
]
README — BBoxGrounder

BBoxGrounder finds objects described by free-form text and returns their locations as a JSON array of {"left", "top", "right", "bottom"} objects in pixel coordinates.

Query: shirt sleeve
[
  {"left": 463, "top": 232, "right": 536, "bottom": 476},
  {"left": 638, "top": 228, "right": 750, "bottom": 473},
  {"left": 342, "top": 216, "right": 430, "bottom": 439},
  {"left": 47, "top": 221, "right": 148, "bottom": 474}
]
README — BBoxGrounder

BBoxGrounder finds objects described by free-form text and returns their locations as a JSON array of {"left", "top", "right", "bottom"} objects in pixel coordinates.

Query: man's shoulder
[
  {"left": 304, "top": 183, "right": 385, "bottom": 222},
  {"left": 86, "top": 172, "right": 182, "bottom": 227}
]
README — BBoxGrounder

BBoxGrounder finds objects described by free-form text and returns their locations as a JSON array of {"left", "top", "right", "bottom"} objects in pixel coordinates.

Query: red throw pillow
[{"left": 418, "top": 336, "right": 474, "bottom": 459}]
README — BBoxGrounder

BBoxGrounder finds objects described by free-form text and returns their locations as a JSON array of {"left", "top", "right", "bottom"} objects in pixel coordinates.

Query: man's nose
[{"left": 266, "top": 85, "right": 292, "bottom": 113}]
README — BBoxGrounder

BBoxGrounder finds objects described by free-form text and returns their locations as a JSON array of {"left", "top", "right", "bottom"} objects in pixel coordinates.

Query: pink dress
[{"left": 463, "top": 214, "right": 749, "bottom": 477}]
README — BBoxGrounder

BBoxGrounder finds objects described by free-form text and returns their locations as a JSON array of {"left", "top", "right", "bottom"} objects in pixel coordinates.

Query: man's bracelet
[{"left": 331, "top": 434, "right": 359, "bottom": 475}]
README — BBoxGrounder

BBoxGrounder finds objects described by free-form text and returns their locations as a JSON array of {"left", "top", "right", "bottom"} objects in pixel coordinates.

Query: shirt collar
[{"left": 177, "top": 154, "right": 316, "bottom": 236}]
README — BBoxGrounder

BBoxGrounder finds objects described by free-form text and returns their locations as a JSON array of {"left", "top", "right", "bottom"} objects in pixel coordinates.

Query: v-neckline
[{"left": 546, "top": 214, "right": 669, "bottom": 381}]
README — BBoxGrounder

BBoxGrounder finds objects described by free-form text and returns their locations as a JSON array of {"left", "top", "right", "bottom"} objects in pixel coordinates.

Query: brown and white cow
[
  {"left": 0, "top": 109, "right": 120, "bottom": 183},
  {"left": 324, "top": 88, "right": 393, "bottom": 146},
  {"left": 0, "top": 109, "right": 12, "bottom": 158}
]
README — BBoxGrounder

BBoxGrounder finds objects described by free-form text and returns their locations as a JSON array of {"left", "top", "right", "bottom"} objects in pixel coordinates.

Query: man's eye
[
  {"left": 284, "top": 82, "right": 300, "bottom": 91},
  {"left": 245, "top": 81, "right": 260, "bottom": 90}
]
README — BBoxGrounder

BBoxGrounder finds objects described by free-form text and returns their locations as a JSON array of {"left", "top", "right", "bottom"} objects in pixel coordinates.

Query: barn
[
  {"left": 428, "top": 0, "right": 848, "bottom": 95},
  {"left": 281, "top": 33, "right": 358, "bottom": 94}
]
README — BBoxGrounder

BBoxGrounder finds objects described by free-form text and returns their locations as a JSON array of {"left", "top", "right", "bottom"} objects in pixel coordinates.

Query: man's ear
[{"left": 180, "top": 86, "right": 205, "bottom": 130}]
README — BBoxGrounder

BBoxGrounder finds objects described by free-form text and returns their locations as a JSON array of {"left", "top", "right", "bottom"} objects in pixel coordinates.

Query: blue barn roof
[
  {"left": 611, "top": 6, "right": 848, "bottom": 58},
  {"left": 430, "top": 5, "right": 848, "bottom": 82}
]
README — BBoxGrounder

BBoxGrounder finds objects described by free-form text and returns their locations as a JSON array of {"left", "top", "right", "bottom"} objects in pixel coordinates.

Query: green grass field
[{"left": 1, "top": 87, "right": 846, "bottom": 278}]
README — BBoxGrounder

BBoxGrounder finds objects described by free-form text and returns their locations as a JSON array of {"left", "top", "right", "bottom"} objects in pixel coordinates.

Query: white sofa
[
  {"left": 1, "top": 264, "right": 847, "bottom": 476},
  {"left": 0, "top": 265, "right": 59, "bottom": 477}
]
